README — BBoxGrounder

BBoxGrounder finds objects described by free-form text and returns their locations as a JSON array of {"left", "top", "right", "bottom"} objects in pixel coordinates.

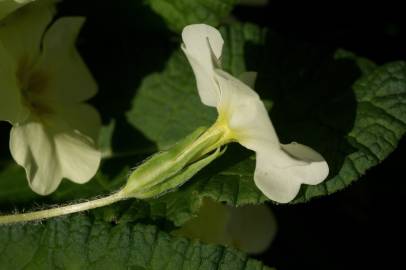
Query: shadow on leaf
[{"left": 246, "top": 31, "right": 361, "bottom": 200}]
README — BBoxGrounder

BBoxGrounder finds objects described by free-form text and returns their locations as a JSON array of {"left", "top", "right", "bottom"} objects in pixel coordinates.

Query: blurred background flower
[
  {"left": 0, "top": 0, "right": 101, "bottom": 195},
  {"left": 0, "top": 0, "right": 34, "bottom": 19},
  {"left": 174, "top": 198, "right": 277, "bottom": 254}
]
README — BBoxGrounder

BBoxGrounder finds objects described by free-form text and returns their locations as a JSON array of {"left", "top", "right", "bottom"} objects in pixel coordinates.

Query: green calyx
[{"left": 121, "top": 124, "right": 230, "bottom": 199}]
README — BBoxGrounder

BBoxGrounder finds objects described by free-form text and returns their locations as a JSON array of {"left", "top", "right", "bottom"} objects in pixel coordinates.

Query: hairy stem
[{"left": 0, "top": 191, "right": 127, "bottom": 225}]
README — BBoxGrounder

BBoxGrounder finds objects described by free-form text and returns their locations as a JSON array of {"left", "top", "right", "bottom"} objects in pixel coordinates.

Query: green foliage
[
  {"left": 2, "top": 22, "right": 405, "bottom": 227},
  {"left": 146, "top": 0, "right": 237, "bottom": 32},
  {"left": 0, "top": 215, "right": 272, "bottom": 270},
  {"left": 293, "top": 61, "right": 406, "bottom": 202}
]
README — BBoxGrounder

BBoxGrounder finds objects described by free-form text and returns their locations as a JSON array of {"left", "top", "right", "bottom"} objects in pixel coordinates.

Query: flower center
[
  {"left": 196, "top": 119, "right": 234, "bottom": 155},
  {"left": 17, "top": 56, "right": 52, "bottom": 117}
]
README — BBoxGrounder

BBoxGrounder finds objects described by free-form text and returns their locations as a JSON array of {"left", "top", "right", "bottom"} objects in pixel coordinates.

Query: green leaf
[
  {"left": 146, "top": 0, "right": 237, "bottom": 32},
  {"left": 256, "top": 36, "right": 406, "bottom": 203},
  {"left": 127, "top": 22, "right": 406, "bottom": 224},
  {"left": 294, "top": 61, "right": 406, "bottom": 202},
  {"left": 334, "top": 49, "right": 377, "bottom": 75},
  {"left": 0, "top": 165, "right": 38, "bottom": 206},
  {"left": 0, "top": 215, "right": 273, "bottom": 270}
]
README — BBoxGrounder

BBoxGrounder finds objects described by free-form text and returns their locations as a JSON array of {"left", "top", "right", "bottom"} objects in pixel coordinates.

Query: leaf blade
[{"left": 0, "top": 215, "right": 273, "bottom": 270}]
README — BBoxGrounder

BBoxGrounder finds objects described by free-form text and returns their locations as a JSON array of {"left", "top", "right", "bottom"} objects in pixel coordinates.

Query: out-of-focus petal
[
  {"left": 173, "top": 198, "right": 277, "bottom": 254},
  {"left": 0, "top": 0, "right": 55, "bottom": 61},
  {"left": 54, "top": 128, "right": 101, "bottom": 184},
  {"left": 227, "top": 203, "right": 276, "bottom": 254},
  {"left": 173, "top": 198, "right": 232, "bottom": 245},
  {"left": 0, "top": 0, "right": 32, "bottom": 20},
  {"left": 9, "top": 117, "right": 101, "bottom": 195},
  {"left": 9, "top": 120, "right": 63, "bottom": 195},
  {"left": 37, "top": 17, "right": 97, "bottom": 103},
  {"left": 55, "top": 103, "right": 101, "bottom": 142},
  {"left": 0, "top": 41, "right": 28, "bottom": 123}
]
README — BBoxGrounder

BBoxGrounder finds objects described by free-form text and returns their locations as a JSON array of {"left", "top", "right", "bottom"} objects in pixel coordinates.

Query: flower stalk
[
  {"left": 0, "top": 191, "right": 125, "bottom": 225},
  {"left": 0, "top": 125, "right": 228, "bottom": 224}
]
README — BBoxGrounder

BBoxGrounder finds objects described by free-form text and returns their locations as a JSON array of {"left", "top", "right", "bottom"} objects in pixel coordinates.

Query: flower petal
[
  {"left": 55, "top": 103, "right": 102, "bottom": 142},
  {"left": 54, "top": 129, "right": 101, "bottom": 184},
  {"left": 9, "top": 121, "right": 63, "bottom": 195},
  {"left": 174, "top": 198, "right": 276, "bottom": 254},
  {"left": 182, "top": 24, "right": 223, "bottom": 69},
  {"left": 37, "top": 17, "right": 97, "bottom": 103},
  {"left": 228, "top": 203, "right": 276, "bottom": 254},
  {"left": 9, "top": 117, "right": 101, "bottom": 195},
  {"left": 0, "top": 0, "right": 55, "bottom": 61},
  {"left": 0, "top": 0, "right": 29, "bottom": 20},
  {"left": 214, "top": 69, "right": 279, "bottom": 146},
  {"left": 254, "top": 142, "right": 329, "bottom": 203},
  {"left": 182, "top": 24, "right": 224, "bottom": 107},
  {"left": 0, "top": 41, "right": 28, "bottom": 123}
]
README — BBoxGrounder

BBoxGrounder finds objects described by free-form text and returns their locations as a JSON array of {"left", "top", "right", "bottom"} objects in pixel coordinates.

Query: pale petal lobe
[
  {"left": 182, "top": 24, "right": 224, "bottom": 107},
  {"left": 254, "top": 142, "right": 329, "bottom": 203},
  {"left": 39, "top": 16, "right": 97, "bottom": 103},
  {"left": 182, "top": 24, "right": 223, "bottom": 66},
  {"left": 281, "top": 142, "right": 329, "bottom": 185},
  {"left": 10, "top": 122, "right": 62, "bottom": 195},
  {"left": 0, "top": 0, "right": 55, "bottom": 61},
  {"left": 9, "top": 119, "right": 101, "bottom": 195},
  {"left": 55, "top": 131, "right": 101, "bottom": 184}
]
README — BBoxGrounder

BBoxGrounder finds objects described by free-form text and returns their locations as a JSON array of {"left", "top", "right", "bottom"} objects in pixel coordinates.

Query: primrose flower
[
  {"left": 174, "top": 198, "right": 276, "bottom": 254},
  {"left": 181, "top": 24, "right": 329, "bottom": 203},
  {"left": 0, "top": 0, "right": 34, "bottom": 19},
  {"left": 0, "top": 1, "right": 101, "bottom": 195}
]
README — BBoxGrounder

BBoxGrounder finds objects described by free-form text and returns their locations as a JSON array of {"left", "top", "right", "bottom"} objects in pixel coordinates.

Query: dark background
[{"left": 233, "top": 1, "right": 406, "bottom": 269}]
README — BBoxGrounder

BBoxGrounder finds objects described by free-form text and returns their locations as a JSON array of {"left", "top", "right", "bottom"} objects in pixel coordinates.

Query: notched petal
[
  {"left": 182, "top": 24, "right": 224, "bottom": 66},
  {"left": 254, "top": 142, "right": 329, "bottom": 203},
  {"left": 9, "top": 117, "right": 101, "bottom": 195},
  {"left": 9, "top": 121, "right": 63, "bottom": 195},
  {"left": 182, "top": 24, "right": 225, "bottom": 107}
]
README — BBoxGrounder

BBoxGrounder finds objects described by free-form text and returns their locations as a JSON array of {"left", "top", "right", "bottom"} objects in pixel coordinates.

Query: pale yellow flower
[
  {"left": 0, "top": 1, "right": 101, "bottom": 195},
  {"left": 182, "top": 24, "right": 329, "bottom": 203}
]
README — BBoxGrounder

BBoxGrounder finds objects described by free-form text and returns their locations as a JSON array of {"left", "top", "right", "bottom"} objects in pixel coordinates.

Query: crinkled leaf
[
  {"left": 127, "top": 22, "right": 406, "bottom": 225},
  {"left": 294, "top": 61, "right": 406, "bottom": 202},
  {"left": 146, "top": 0, "right": 237, "bottom": 32},
  {"left": 0, "top": 215, "right": 273, "bottom": 270}
]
